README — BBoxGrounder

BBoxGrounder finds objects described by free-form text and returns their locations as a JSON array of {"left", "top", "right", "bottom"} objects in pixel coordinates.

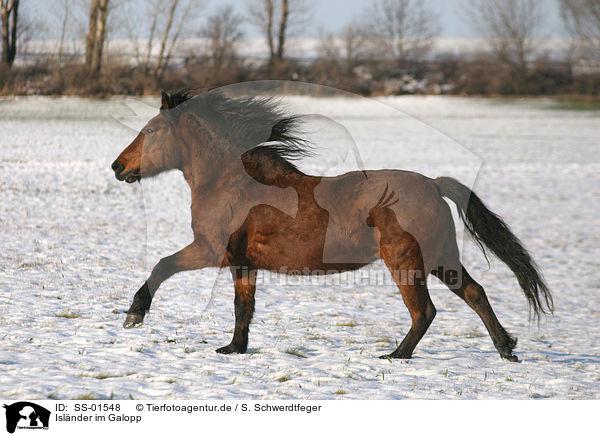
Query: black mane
[
  {"left": 160, "top": 89, "right": 311, "bottom": 170},
  {"left": 161, "top": 90, "right": 193, "bottom": 110}
]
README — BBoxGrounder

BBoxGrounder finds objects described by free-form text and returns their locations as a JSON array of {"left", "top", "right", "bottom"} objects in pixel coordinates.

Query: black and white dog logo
[{"left": 3, "top": 402, "right": 50, "bottom": 433}]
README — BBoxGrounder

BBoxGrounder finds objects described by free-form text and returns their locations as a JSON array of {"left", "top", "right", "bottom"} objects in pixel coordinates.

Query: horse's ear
[{"left": 161, "top": 91, "right": 170, "bottom": 110}]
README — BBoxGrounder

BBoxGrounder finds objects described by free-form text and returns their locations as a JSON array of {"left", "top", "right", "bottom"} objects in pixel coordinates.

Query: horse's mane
[{"left": 161, "top": 90, "right": 311, "bottom": 171}]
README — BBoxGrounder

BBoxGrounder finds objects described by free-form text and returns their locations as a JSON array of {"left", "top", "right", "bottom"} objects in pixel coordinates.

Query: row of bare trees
[
  {"left": 317, "top": 0, "right": 600, "bottom": 92},
  {"left": 2, "top": 0, "right": 600, "bottom": 94},
  {"left": 464, "top": 0, "right": 546, "bottom": 92},
  {"left": 81, "top": 0, "right": 201, "bottom": 80}
]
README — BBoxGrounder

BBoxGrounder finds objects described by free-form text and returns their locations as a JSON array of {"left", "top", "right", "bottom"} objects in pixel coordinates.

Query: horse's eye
[{"left": 145, "top": 128, "right": 155, "bottom": 134}]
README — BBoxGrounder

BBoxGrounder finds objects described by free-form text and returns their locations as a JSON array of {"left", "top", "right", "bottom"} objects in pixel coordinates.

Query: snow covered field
[{"left": 0, "top": 93, "right": 598, "bottom": 400}]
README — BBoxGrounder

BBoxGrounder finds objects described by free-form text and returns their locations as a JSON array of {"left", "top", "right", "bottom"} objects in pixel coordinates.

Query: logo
[{"left": 3, "top": 402, "right": 50, "bottom": 434}]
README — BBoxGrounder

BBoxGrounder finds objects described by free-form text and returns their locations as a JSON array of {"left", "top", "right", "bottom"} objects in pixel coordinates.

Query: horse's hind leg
[
  {"left": 433, "top": 243, "right": 518, "bottom": 361},
  {"left": 379, "top": 232, "right": 436, "bottom": 359},
  {"left": 216, "top": 266, "right": 257, "bottom": 354}
]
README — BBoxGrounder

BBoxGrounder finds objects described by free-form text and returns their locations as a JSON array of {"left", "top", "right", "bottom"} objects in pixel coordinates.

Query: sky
[
  {"left": 29, "top": 0, "right": 568, "bottom": 40},
  {"left": 302, "top": 0, "right": 565, "bottom": 38}
]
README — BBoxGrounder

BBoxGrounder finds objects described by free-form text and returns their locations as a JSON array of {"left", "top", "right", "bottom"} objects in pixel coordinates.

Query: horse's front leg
[{"left": 123, "top": 241, "right": 210, "bottom": 328}]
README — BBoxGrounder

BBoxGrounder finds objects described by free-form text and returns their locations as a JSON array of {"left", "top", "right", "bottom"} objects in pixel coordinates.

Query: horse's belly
[
  {"left": 246, "top": 232, "right": 322, "bottom": 272},
  {"left": 245, "top": 228, "right": 377, "bottom": 273}
]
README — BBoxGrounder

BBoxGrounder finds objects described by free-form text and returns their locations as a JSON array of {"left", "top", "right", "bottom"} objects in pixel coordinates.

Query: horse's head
[
  {"left": 111, "top": 92, "right": 184, "bottom": 183},
  {"left": 112, "top": 89, "right": 310, "bottom": 190}
]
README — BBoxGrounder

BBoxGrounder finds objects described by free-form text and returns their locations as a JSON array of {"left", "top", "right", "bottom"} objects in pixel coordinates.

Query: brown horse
[{"left": 111, "top": 90, "right": 553, "bottom": 361}]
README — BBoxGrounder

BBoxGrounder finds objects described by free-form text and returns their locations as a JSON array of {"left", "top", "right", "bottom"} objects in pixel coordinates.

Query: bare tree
[
  {"left": 560, "top": 0, "right": 600, "bottom": 59},
  {"left": 47, "top": 0, "right": 90, "bottom": 72},
  {"left": 248, "top": 0, "right": 312, "bottom": 65},
  {"left": 340, "top": 22, "right": 367, "bottom": 67},
  {"left": 363, "top": 0, "right": 440, "bottom": 61},
  {"left": 152, "top": 0, "right": 198, "bottom": 80},
  {"left": 152, "top": 0, "right": 178, "bottom": 78},
  {"left": 56, "top": 0, "right": 70, "bottom": 73},
  {"left": 84, "top": 0, "right": 97, "bottom": 68},
  {"left": 249, "top": 0, "right": 275, "bottom": 60},
  {"left": 143, "top": 1, "right": 162, "bottom": 71},
  {"left": 122, "top": 0, "right": 166, "bottom": 72},
  {"left": 14, "top": 3, "right": 42, "bottom": 58},
  {"left": 122, "top": 0, "right": 200, "bottom": 79},
  {"left": 85, "top": 0, "right": 109, "bottom": 73},
  {"left": 276, "top": 0, "right": 288, "bottom": 60},
  {"left": 200, "top": 5, "right": 243, "bottom": 73},
  {"left": 1, "top": 0, "right": 20, "bottom": 67},
  {"left": 318, "top": 21, "right": 367, "bottom": 73},
  {"left": 463, "top": 0, "right": 545, "bottom": 85}
]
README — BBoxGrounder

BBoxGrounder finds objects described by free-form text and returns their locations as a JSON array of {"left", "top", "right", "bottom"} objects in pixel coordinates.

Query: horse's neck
[
  {"left": 183, "top": 159, "right": 246, "bottom": 245},
  {"left": 182, "top": 155, "right": 243, "bottom": 193}
]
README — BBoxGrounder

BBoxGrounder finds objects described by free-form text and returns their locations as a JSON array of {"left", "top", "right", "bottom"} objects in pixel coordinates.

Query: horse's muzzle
[
  {"left": 111, "top": 160, "right": 124, "bottom": 177},
  {"left": 111, "top": 160, "right": 140, "bottom": 183}
]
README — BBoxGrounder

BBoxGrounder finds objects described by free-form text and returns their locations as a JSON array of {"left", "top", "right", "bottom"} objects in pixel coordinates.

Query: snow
[{"left": 0, "top": 94, "right": 598, "bottom": 400}]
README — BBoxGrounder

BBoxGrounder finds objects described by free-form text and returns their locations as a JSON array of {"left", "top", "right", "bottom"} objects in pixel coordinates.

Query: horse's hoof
[
  {"left": 123, "top": 313, "right": 144, "bottom": 329},
  {"left": 380, "top": 349, "right": 412, "bottom": 359},
  {"left": 504, "top": 354, "right": 519, "bottom": 362},
  {"left": 215, "top": 344, "right": 246, "bottom": 354}
]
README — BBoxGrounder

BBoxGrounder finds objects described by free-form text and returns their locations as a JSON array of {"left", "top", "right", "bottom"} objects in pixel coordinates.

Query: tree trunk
[
  {"left": 1, "top": 4, "right": 9, "bottom": 66},
  {"left": 159, "top": 0, "right": 193, "bottom": 81},
  {"left": 7, "top": 0, "right": 16, "bottom": 63},
  {"left": 266, "top": 0, "right": 274, "bottom": 61},
  {"left": 143, "top": 3, "right": 160, "bottom": 72},
  {"left": 91, "top": 0, "right": 108, "bottom": 72},
  {"left": 57, "top": 0, "right": 69, "bottom": 74},
  {"left": 276, "top": 0, "right": 288, "bottom": 61},
  {"left": 85, "top": 0, "right": 98, "bottom": 70},
  {"left": 1, "top": 0, "right": 20, "bottom": 67},
  {"left": 153, "top": 0, "right": 178, "bottom": 79},
  {"left": 85, "top": 0, "right": 109, "bottom": 73}
]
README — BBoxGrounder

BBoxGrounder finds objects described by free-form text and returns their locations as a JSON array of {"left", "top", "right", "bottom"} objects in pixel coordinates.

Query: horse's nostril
[{"left": 112, "top": 161, "right": 124, "bottom": 174}]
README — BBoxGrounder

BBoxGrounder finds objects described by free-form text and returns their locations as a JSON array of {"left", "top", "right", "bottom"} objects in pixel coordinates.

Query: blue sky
[
  {"left": 30, "top": 0, "right": 568, "bottom": 39},
  {"left": 305, "top": 0, "right": 565, "bottom": 37}
]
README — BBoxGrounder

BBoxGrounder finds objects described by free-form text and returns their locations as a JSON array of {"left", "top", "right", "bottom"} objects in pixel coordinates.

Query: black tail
[{"left": 434, "top": 176, "right": 553, "bottom": 320}]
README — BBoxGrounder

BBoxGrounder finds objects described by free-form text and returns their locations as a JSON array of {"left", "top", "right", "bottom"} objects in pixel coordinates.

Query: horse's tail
[{"left": 433, "top": 176, "right": 553, "bottom": 320}]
